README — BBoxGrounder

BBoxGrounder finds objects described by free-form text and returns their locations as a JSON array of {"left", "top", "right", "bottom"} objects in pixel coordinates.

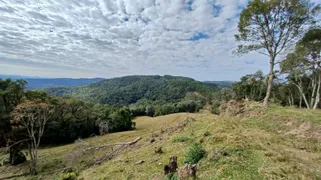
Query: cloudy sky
[{"left": 0, "top": 0, "right": 319, "bottom": 81}]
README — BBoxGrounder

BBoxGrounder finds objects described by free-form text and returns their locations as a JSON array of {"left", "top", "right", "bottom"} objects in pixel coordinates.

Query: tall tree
[
  {"left": 0, "top": 79, "right": 26, "bottom": 147},
  {"left": 235, "top": 0, "right": 319, "bottom": 106},
  {"left": 281, "top": 27, "right": 321, "bottom": 109},
  {"left": 11, "top": 101, "right": 54, "bottom": 175}
]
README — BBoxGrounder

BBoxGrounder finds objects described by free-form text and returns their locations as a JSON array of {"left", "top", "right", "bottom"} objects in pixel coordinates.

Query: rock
[
  {"left": 135, "top": 160, "right": 145, "bottom": 165},
  {"left": 62, "top": 167, "right": 73, "bottom": 173},
  {"left": 164, "top": 155, "right": 178, "bottom": 175},
  {"left": 178, "top": 164, "right": 197, "bottom": 179},
  {"left": 158, "top": 162, "right": 163, "bottom": 166},
  {"left": 150, "top": 138, "right": 156, "bottom": 143}
]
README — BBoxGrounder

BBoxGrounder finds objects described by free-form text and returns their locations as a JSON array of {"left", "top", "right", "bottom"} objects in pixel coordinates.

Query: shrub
[
  {"left": 203, "top": 131, "right": 212, "bottom": 137},
  {"left": 60, "top": 172, "right": 77, "bottom": 180},
  {"left": 211, "top": 100, "right": 221, "bottom": 114},
  {"left": 184, "top": 143, "right": 206, "bottom": 164},
  {"left": 172, "top": 136, "right": 189, "bottom": 143},
  {"left": 167, "top": 172, "right": 178, "bottom": 180}
]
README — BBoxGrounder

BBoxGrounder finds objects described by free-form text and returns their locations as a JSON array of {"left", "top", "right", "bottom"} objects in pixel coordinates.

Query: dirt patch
[
  {"left": 219, "top": 100, "right": 246, "bottom": 117},
  {"left": 219, "top": 100, "right": 266, "bottom": 117},
  {"left": 284, "top": 121, "right": 321, "bottom": 141}
]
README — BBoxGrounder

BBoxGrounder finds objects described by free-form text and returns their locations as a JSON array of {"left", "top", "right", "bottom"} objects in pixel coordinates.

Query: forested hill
[{"left": 46, "top": 75, "right": 218, "bottom": 106}]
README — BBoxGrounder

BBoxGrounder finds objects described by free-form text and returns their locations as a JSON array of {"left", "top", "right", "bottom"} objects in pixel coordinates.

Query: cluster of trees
[
  {"left": 211, "top": 0, "right": 320, "bottom": 112},
  {"left": 46, "top": 75, "right": 216, "bottom": 106},
  {"left": 130, "top": 92, "right": 206, "bottom": 117},
  {"left": 213, "top": 24, "right": 320, "bottom": 109},
  {"left": 235, "top": 0, "right": 320, "bottom": 107},
  {"left": 0, "top": 79, "right": 135, "bottom": 174}
]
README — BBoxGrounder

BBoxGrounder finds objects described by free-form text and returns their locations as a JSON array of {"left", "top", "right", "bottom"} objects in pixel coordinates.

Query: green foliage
[
  {"left": 232, "top": 70, "right": 266, "bottom": 101},
  {"left": 47, "top": 75, "right": 217, "bottom": 106},
  {"left": 203, "top": 131, "right": 212, "bottom": 137},
  {"left": 59, "top": 172, "right": 77, "bottom": 180},
  {"left": 172, "top": 136, "right": 189, "bottom": 143},
  {"left": 184, "top": 143, "right": 206, "bottom": 164},
  {"left": 0, "top": 78, "right": 26, "bottom": 147},
  {"left": 211, "top": 99, "right": 221, "bottom": 115},
  {"left": 235, "top": 0, "right": 316, "bottom": 55},
  {"left": 167, "top": 172, "right": 178, "bottom": 180}
]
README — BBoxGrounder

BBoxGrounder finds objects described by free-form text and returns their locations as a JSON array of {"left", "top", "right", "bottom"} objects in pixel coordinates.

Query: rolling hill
[{"left": 46, "top": 75, "right": 218, "bottom": 106}]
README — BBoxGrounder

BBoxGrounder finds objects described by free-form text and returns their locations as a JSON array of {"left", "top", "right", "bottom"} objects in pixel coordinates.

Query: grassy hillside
[
  {"left": 46, "top": 75, "right": 217, "bottom": 106},
  {"left": 1, "top": 104, "right": 321, "bottom": 179}
]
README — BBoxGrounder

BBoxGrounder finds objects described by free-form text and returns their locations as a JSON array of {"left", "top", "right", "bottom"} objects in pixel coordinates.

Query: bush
[
  {"left": 60, "top": 172, "right": 77, "bottom": 180},
  {"left": 167, "top": 172, "right": 178, "bottom": 180},
  {"left": 184, "top": 143, "right": 206, "bottom": 164},
  {"left": 172, "top": 136, "right": 189, "bottom": 143},
  {"left": 203, "top": 131, "right": 212, "bottom": 137},
  {"left": 211, "top": 100, "right": 221, "bottom": 114}
]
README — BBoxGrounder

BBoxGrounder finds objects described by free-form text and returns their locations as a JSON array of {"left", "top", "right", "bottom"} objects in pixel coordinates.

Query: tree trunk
[
  {"left": 292, "top": 82, "right": 310, "bottom": 109},
  {"left": 299, "top": 94, "right": 302, "bottom": 108},
  {"left": 263, "top": 57, "right": 275, "bottom": 107},
  {"left": 310, "top": 78, "right": 316, "bottom": 108},
  {"left": 313, "top": 75, "right": 321, "bottom": 110}
]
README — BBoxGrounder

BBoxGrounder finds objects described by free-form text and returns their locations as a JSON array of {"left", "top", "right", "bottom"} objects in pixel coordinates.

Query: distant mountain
[
  {"left": 46, "top": 75, "right": 218, "bottom": 106},
  {"left": 204, "top": 81, "right": 234, "bottom": 89},
  {"left": 0, "top": 74, "right": 105, "bottom": 89}
]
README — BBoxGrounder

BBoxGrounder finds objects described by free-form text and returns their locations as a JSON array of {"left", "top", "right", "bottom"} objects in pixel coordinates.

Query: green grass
[
  {"left": 1, "top": 106, "right": 321, "bottom": 179},
  {"left": 172, "top": 136, "right": 189, "bottom": 143}
]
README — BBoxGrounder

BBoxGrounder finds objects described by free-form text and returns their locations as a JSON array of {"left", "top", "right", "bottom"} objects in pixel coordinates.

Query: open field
[{"left": 1, "top": 105, "right": 321, "bottom": 180}]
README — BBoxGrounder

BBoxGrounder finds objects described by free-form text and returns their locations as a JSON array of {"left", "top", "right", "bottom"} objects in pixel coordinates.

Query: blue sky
[{"left": 0, "top": 0, "right": 319, "bottom": 81}]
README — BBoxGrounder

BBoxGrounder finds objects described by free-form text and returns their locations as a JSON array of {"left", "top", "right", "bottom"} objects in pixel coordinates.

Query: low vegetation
[
  {"left": 184, "top": 143, "right": 206, "bottom": 164},
  {"left": 0, "top": 104, "right": 320, "bottom": 179}
]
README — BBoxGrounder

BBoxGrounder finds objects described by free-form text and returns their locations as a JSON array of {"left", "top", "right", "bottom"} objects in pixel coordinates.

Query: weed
[
  {"left": 172, "top": 136, "right": 189, "bottom": 143},
  {"left": 184, "top": 143, "right": 206, "bottom": 164},
  {"left": 167, "top": 172, "right": 178, "bottom": 180}
]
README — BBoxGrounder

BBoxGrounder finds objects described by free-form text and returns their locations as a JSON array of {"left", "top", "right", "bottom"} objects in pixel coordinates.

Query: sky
[{"left": 0, "top": 0, "right": 319, "bottom": 81}]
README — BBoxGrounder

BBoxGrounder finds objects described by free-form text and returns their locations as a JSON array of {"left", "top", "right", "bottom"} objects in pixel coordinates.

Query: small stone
[
  {"left": 135, "top": 160, "right": 145, "bottom": 165},
  {"left": 158, "top": 162, "right": 163, "bottom": 166},
  {"left": 62, "top": 167, "right": 73, "bottom": 173}
]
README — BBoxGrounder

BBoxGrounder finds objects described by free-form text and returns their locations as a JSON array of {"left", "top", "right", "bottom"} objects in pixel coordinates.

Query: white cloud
[{"left": 1, "top": 0, "right": 317, "bottom": 80}]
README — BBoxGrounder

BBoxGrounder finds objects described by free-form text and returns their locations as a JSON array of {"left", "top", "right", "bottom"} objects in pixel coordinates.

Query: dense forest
[{"left": 46, "top": 75, "right": 218, "bottom": 106}]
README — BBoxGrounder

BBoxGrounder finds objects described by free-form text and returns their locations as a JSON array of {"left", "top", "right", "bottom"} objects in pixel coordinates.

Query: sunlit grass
[{"left": 1, "top": 107, "right": 321, "bottom": 179}]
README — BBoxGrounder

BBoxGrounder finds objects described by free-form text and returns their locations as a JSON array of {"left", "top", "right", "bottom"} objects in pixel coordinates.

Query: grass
[
  {"left": 0, "top": 106, "right": 321, "bottom": 179},
  {"left": 172, "top": 136, "right": 189, "bottom": 143}
]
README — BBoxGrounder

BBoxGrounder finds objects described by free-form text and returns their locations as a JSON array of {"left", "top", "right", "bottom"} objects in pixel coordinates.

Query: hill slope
[
  {"left": 1, "top": 105, "right": 320, "bottom": 179},
  {"left": 46, "top": 75, "right": 217, "bottom": 106}
]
